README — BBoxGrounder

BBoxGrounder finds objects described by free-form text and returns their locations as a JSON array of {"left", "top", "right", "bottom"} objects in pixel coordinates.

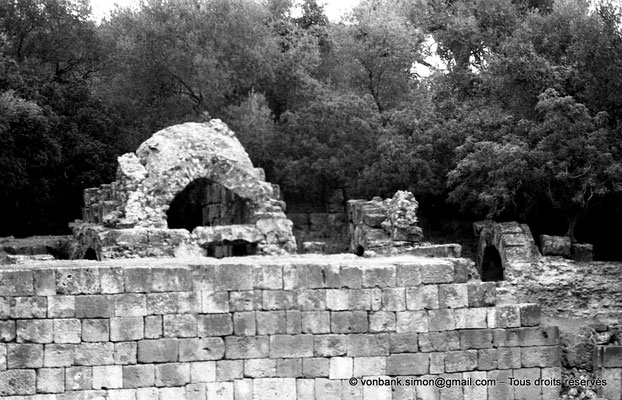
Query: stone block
[
  {"left": 362, "top": 377, "right": 392, "bottom": 400},
  {"left": 477, "top": 349, "right": 497, "bottom": 370},
  {"left": 540, "top": 234, "right": 571, "bottom": 257},
  {"left": 160, "top": 387, "right": 186, "bottom": 400},
  {"left": 254, "top": 378, "right": 296, "bottom": 400},
  {"left": 541, "top": 367, "right": 562, "bottom": 400},
  {"left": 302, "top": 358, "right": 329, "bottom": 377},
  {"left": 0, "top": 343, "right": 4, "bottom": 370},
  {"left": 37, "top": 367, "right": 65, "bottom": 393},
  {"left": 44, "top": 343, "right": 75, "bottom": 367},
  {"left": 12, "top": 296, "right": 47, "bottom": 318},
  {"left": 75, "top": 342, "right": 115, "bottom": 366},
  {"left": 54, "top": 318, "right": 82, "bottom": 343},
  {"left": 347, "top": 334, "right": 390, "bottom": 357},
  {"left": 151, "top": 267, "right": 192, "bottom": 292},
  {"left": 216, "top": 264, "right": 253, "bottom": 290},
  {"left": 201, "top": 291, "right": 229, "bottom": 313},
  {"left": 124, "top": 268, "right": 153, "bottom": 293},
  {"left": 114, "top": 293, "right": 147, "bottom": 316},
  {"left": 224, "top": 336, "right": 268, "bottom": 359},
  {"left": 314, "top": 334, "right": 347, "bottom": 357},
  {"left": 276, "top": 358, "right": 302, "bottom": 378},
  {"left": 444, "top": 350, "right": 478, "bottom": 372},
  {"left": 0, "top": 270, "right": 34, "bottom": 296},
  {"left": 323, "top": 264, "right": 341, "bottom": 288},
  {"left": 522, "top": 346, "right": 560, "bottom": 367},
  {"left": 419, "top": 331, "right": 460, "bottom": 352},
  {"left": 381, "top": 288, "right": 406, "bottom": 311},
  {"left": 460, "top": 329, "right": 493, "bottom": 349},
  {"left": 114, "top": 341, "right": 137, "bottom": 364},
  {"left": 428, "top": 309, "right": 455, "bottom": 331},
  {"left": 253, "top": 265, "right": 283, "bottom": 290},
  {"left": 16, "top": 319, "right": 54, "bottom": 343},
  {"left": 362, "top": 266, "right": 396, "bottom": 288},
  {"left": 144, "top": 315, "right": 163, "bottom": 339},
  {"left": 82, "top": 318, "right": 109, "bottom": 342},
  {"left": 396, "top": 263, "right": 421, "bottom": 286},
  {"left": 147, "top": 292, "right": 201, "bottom": 314},
  {"left": 136, "top": 387, "right": 159, "bottom": 400},
  {"left": 340, "top": 266, "right": 362, "bottom": 288},
  {"left": 331, "top": 311, "right": 368, "bottom": 333},
  {"left": 100, "top": 267, "right": 124, "bottom": 294},
  {"left": 386, "top": 353, "right": 429, "bottom": 375},
  {"left": 487, "top": 369, "right": 513, "bottom": 399},
  {"left": 262, "top": 290, "right": 297, "bottom": 310},
  {"left": 493, "top": 326, "right": 559, "bottom": 347},
  {"left": 56, "top": 268, "right": 100, "bottom": 294},
  {"left": 316, "top": 377, "right": 342, "bottom": 399},
  {"left": 597, "top": 367, "right": 622, "bottom": 400},
  {"left": 497, "top": 347, "right": 522, "bottom": 369},
  {"left": 369, "top": 311, "right": 396, "bottom": 332},
  {"left": 438, "top": 284, "right": 468, "bottom": 308},
  {"left": 571, "top": 243, "right": 593, "bottom": 262},
  {"left": 229, "top": 290, "right": 261, "bottom": 311},
  {"left": 155, "top": 363, "right": 190, "bottom": 387},
  {"left": 511, "top": 367, "right": 540, "bottom": 400},
  {"left": 109, "top": 389, "right": 141, "bottom": 400},
  {"left": 297, "top": 378, "right": 315, "bottom": 400},
  {"left": 197, "top": 314, "right": 233, "bottom": 336},
  {"left": 215, "top": 359, "right": 243, "bottom": 381},
  {"left": 163, "top": 314, "right": 196, "bottom": 338},
  {"left": 0, "top": 369, "right": 36, "bottom": 395},
  {"left": 406, "top": 285, "right": 439, "bottom": 310},
  {"left": 92, "top": 365, "right": 123, "bottom": 389},
  {"left": 178, "top": 337, "right": 224, "bottom": 361},
  {"left": 7, "top": 343, "right": 43, "bottom": 368},
  {"left": 270, "top": 335, "right": 313, "bottom": 358},
  {"left": 467, "top": 282, "right": 496, "bottom": 307},
  {"left": 110, "top": 317, "right": 144, "bottom": 341},
  {"left": 48, "top": 295, "right": 76, "bottom": 318},
  {"left": 349, "top": 289, "right": 372, "bottom": 310},
  {"left": 353, "top": 356, "right": 386, "bottom": 377},
  {"left": 190, "top": 361, "right": 216, "bottom": 383},
  {"left": 245, "top": 358, "right": 276, "bottom": 378},
  {"left": 454, "top": 308, "right": 488, "bottom": 329},
  {"left": 75, "top": 295, "right": 114, "bottom": 318},
  {"left": 191, "top": 265, "right": 217, "bottom": 291},
  {"left": 137, "top": 339, "right": 178, "bottom": 363},
  {"left": 519, "top": 304, "right": 541, "bottom": 327},
  {"left": 286, "top": 310, "right": 301, "bottom": 334},
  {"left": 297, "top": 289, "right": 326, "bottom": 310},
  {"left": 389, "top": 333, "right": 418, "bottom": 353},
  {"left": 233, "top": 311, "right": 256, "bottom": 336},
  {"left": 302, "top": 311, "right": 330, "bottom": 334},
  {"left": 598, "top": 346, "right": 622, "bottom": 367},
  {"left": 256, "top": 311, "right": 287, "bottom": 335},
  {"left": 66, "top": 366, "right": 92, "bottom": 390},
  {"left": 419, "top": 262, "right": 454, "bottom": 284},
  {"left": 488, "top": 305, "right": 520, "bottom": 328},
  {"left": 453, "top": 259, "right": 472, "bottom": 283},
  {"left": 34, "top": 269, "right": 56, "bottom": 296},
  {"left": 430, "top": 352, "right": 445, "bottom": 374}
]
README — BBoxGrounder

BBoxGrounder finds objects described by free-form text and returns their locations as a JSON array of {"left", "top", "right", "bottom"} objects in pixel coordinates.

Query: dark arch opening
[
  {"left": 167, "top": 178, "right": 250, "bottom": 231},
  {"left": 205, "top": 240, "right": 258, "bottom": 258},
  {"left": 83, "top": 248, "right": 98, "bottom": 260},
  {"left": 481, "top": 245, "right": 503, "bottom": 281},
  {"left": 355, "top": 245, "right": 365, "bottom": 257}
]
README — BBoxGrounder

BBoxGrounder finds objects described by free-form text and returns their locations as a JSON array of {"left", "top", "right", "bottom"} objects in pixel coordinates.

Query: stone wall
[
  {"left": 0, "top": 255, "right": 561, "bottom": 399},
  {"left": 287, "top": 213, "right": 349, "bottom": 254}
]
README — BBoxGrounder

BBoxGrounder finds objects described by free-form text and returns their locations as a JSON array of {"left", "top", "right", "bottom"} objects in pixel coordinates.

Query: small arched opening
[
  {"left": 204, "top": 240, "right": 258, "bottom": 258},
  {"left": 83, "top": 248, "right": 98, "bottom": 260},
  {"left": 166, "top": 178, "right": 250, "bottom": 232},
  {"left": 481, "top": 245, "right": 504, "bottom": 281}
]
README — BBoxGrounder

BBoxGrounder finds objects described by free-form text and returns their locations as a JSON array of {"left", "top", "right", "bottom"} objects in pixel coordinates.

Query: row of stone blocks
[
  {"left": 1, "top": 369, "right": 562, "bottom": 399},
  {"left": 594, "top": 345, "right": 622, "bottom": 400},
  {"left": 0, "top": 259, "right": 476, "bottom": 296}
]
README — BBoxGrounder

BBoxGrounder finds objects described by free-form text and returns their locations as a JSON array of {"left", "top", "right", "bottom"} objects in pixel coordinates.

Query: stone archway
[
  {"left": 481, "top": 245, "right": 503, "bottom": 281},
  {"left": 166, "top": 178, "right": 250, "bottom": 231}
]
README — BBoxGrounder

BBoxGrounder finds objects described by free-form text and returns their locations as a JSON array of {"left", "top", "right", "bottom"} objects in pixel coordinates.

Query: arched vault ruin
[{"left": 72, "top": 120, "right": 296, "bottom": 259}]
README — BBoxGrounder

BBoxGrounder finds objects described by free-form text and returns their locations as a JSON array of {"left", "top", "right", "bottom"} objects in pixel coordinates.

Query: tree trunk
[{"left": 566, "top": 214, "right": 578, "bottom": 243}]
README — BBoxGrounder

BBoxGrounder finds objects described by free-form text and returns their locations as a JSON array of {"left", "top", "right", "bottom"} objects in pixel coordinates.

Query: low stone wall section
[{"left": 0, "top": 256, "right": 561, "bottom": 399}]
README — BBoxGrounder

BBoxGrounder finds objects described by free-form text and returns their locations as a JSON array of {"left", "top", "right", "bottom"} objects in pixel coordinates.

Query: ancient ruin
[{"left": 71, "top": 120, "right": 296, "bottom": 260}]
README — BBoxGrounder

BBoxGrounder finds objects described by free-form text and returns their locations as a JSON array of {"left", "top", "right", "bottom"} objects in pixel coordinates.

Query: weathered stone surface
[{"left": 540, "top": 235, "right": 571, "bottom": 258}]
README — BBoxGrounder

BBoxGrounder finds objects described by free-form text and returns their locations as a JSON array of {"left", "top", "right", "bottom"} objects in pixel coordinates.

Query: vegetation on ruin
[{"left": 2, "top": 0, "right": 622, "bottom": 253}]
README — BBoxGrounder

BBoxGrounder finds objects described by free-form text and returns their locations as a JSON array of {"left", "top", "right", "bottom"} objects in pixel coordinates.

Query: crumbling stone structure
[
  {"left": 0, "top": 255, "right": 562, "bottom": 399},
  {"left": 72, "top": 120, "right": 296, "bottom": 259},
  {"left": 474, "top": 221, "right": 541, "bottom": 282},
  {"left": 348, "top": 191, "right": 461, "bottom": 258}
]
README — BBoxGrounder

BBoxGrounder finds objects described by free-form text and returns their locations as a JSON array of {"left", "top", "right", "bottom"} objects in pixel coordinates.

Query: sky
[{"left": 90, "top": 0, "right": 362, "bottom": 22}]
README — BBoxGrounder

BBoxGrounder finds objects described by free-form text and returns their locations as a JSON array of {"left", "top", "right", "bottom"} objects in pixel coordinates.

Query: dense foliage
[{"left": 2, "top": 0, "right": 622, "bottom": 254}]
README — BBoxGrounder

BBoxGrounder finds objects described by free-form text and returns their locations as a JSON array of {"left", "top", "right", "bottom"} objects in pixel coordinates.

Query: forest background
[{"left": 2, "top": 0, "right": 622, "bottom": 258}]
